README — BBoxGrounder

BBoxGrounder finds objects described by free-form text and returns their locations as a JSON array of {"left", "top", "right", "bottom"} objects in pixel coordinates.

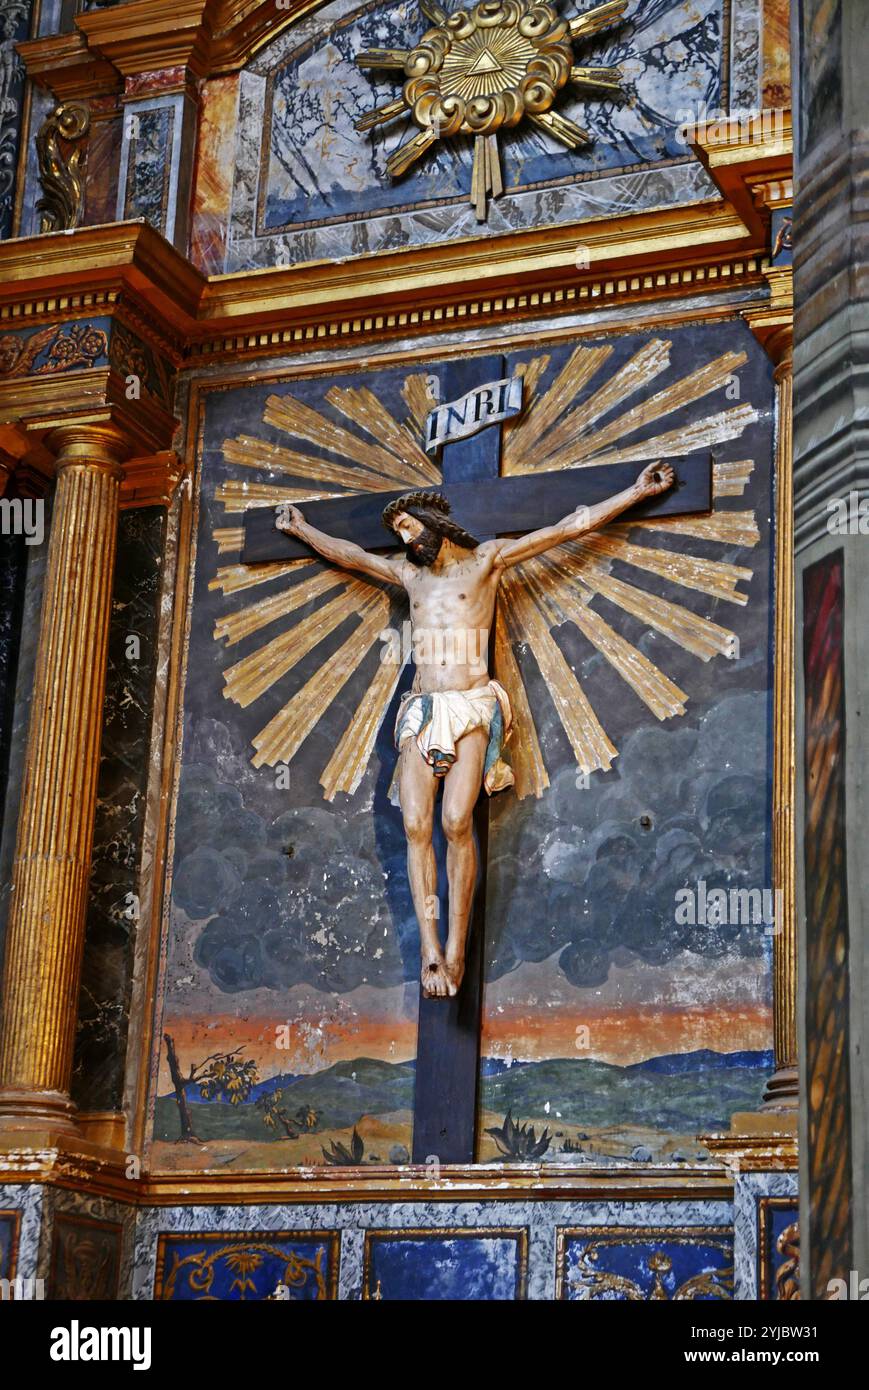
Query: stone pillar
[
  {"left": 0, "top": 424, "right": 125, "bottom": 1136},
  {"left": 792, "top": 0, "right": 869, "bottom": 1300}
]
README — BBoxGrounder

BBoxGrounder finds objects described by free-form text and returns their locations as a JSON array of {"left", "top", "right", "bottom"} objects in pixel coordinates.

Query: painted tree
[
  {"left": 163, "top": 1034, "right": 260, "bottom": 1143},
  {"left": 256, "top": 1089, "right": 319, "bottom": 1140}
]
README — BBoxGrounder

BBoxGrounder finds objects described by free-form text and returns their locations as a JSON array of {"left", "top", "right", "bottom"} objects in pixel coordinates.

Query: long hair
[{"left": 381, "top": 490, "right": 479, "bottom": 549}]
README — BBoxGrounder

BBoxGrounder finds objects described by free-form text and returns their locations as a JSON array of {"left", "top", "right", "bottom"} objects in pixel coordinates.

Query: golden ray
[
  {"left": 567, "top": 556, "right": 739, "bottom": 661},
  {"left": 513, "top": 353, "right": 551, "bottom": 402},
  {"left": 402, "top": 373, "right": 439, "bottom": 436},
  {"left": 224, "top": 434, "right": 410, "bottom": 493},
  {"left": 570, "top": 64, "right": 623, "bottom": 91},
  {"left": 493, "top": 603, "right": 549, "bottom": 799},
  {"left": 252, "top": 595, "right": 391, "bottom": 768},
  {"left": 263, "top": 393, "right": 429, "bottom": 486},
  {"left": 386, "top": 127, "right": 438, "bottom": 178},
  {"left": 625, "top": 511, "right": 761, "bottom": 547},
  {"left": 563, "top": 350, "right": 749, "bottom": 466},
  {"left": 522, "top": 344, "right": 739, "bottom": 475},
  {"left": 528, "top": 110, "right": 591, "bottom": 149},
  {"left": 222, "top": 579, "right": 380, "bottom": 708},
  {"left": 561, "top": 404, "right": 760, "bottom": 470},
  {"left": 503, "top": 571, "right": 617, "bottom": 773},
  {"left": 214, "top": 568, "right": 348, "bottom": 646},
  {"left": 321, "top": 630, "right": 409, "bottom": 799},
  {"left": 510, "top": 338, "right": 670, "bottom": 473},
  {"left": 355, "top": 98, "right": 407, "bottom": 132},
  {"left": 502, "top": 344, "right": 613, "bottom": 468},
  {"left": 574, "top": 533, "right": 753, "bottom": 605},
  {"left": 356, "top": 48, "right": 410, "bottom": 68},
  {"left": 217, "top": 480, "right": 340, "bottom": 512},
  {"left": 213, "top": 527, "right": 245, "bottom": 554},
  {"left": 325, "top": 385, "right": 441, "bottom": 484},
  {"left": 210, "top": 559, "right": 312, "bottom": 596},
  {"left": 713, "top": 459, "right": 754, "bottom": 496},
  {"left": 525, "top": 556, "right": 689, "bottom": 720},
  {"left": 569, "top": 0, "right": 628, "bottom": 40}
]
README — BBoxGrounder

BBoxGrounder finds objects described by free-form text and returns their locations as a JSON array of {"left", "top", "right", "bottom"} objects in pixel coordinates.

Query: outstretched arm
[
  {"left": 275, "top": 504, "right": 402, "bottom": 585},
  {"left": 491, "top": 463, "right": 675, "bottom": 569}
]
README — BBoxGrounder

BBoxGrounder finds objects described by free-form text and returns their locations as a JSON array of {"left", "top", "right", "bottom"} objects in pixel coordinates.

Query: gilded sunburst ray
[
  {"left": 354, "top": 0, "right": 629, "bottom": 220},
  {"left": 211, "top": 347, "right": 760, "bottom": 802}
]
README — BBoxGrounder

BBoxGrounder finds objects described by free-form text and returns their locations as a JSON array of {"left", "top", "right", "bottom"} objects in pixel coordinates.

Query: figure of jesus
[{"left": 276, "top": 461, "right": 674, "bottom": 999}]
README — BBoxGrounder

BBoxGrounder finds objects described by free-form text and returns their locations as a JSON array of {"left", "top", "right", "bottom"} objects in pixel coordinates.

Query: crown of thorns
[{"left": 381, "top": 490, "right": 451, "bottom": 533}]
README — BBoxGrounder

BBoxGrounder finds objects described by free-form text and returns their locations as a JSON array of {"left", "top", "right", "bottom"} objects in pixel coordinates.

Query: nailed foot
[
  {"left": 421, "top": 952, "right": 456, "bottom": 999},
  {"left": 445, "top": 950, "right": 465, "bottom": 995}
]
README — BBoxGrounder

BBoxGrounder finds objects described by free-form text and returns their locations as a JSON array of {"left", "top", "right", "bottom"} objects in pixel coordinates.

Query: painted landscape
[{"left": 150, "top": 1048, "right": 772, "bottom": 1170}]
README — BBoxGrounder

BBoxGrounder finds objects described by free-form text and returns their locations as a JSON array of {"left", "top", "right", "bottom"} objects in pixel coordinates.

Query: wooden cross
[{"left": 242, "top": 354, "right": 712, "bottom": 1163}]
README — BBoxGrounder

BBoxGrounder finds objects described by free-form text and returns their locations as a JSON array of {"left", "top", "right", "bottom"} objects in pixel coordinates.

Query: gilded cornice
[
  {"left": 0, "top": 1143, "right": 734, "bottom": 1205},
  {"left": 76, "top": 0, "right": 216, "bottom": 80},
  {"left": 74, "top": 0, "right": 330, "bottom": 81},
  {"left": 691, "top": 112, "right": 793, "bottom": 240},
  {"left": 16, "top": 32, "right": 121, "bottom": 101},
  {"left": 0, "top": 118, "right": 792, "bottom": 473}
]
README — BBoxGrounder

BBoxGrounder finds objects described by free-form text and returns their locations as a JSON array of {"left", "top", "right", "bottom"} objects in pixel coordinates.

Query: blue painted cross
[{"left": 242, "top": 353, "right": 711, "bottom": 1162}]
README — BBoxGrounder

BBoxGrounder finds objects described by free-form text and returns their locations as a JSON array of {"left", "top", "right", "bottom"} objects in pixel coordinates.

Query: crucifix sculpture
[
  {"left": 275, "top": 463, "right": 674, "bottom": 999},
  {"left": 241, "top": 352, "right": 714, "bottom": 1158}
]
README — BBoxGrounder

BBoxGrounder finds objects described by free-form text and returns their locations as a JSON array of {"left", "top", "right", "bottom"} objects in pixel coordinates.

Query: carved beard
[{"left": 405, "top": 525, "right": 443, "bottom": 567}]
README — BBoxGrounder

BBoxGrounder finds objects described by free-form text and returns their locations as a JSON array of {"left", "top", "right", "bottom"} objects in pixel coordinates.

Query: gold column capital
[{"left": 47, "top": 421, "right": 130, "bottom": 474}]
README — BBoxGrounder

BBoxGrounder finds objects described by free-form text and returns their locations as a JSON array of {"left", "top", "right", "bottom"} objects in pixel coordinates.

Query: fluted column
[{"left": 0, "top": 424, "right": 125, "bottom": 1135}]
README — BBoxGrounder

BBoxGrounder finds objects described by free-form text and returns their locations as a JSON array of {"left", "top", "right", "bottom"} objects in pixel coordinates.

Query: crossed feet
[{"left": 421, "top": 947, "right": 466, "bottom": 1000}]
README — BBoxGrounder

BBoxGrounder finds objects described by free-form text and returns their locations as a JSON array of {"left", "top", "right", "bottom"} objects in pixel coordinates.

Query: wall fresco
[{"left": 149, "top": 312, "right": 774, "bottom": 1173}]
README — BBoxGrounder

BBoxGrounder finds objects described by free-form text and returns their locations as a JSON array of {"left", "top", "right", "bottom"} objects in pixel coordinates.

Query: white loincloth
[{"left": 390, "top": 679, "right": 514, "bottom": 805}]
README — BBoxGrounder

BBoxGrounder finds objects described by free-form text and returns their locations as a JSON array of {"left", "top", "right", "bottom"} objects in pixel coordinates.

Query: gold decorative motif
[
  {"left": 558, "top": 1229, "right": 733, "bottom": 1301},
  {"left": 157, "top": 1238, "right": 334, "bottom": 1300},
  {"left": 757, "top": 1197, "right": 801, "bottom": 1299},
  {"left": 356, "top": 0, "right": 626, "bottom": 219},
  {"left": 774, "top": 1222, "right": 800, "bottom": 1301},
  {"left": 212, "top": 342, "right": 759, "bottom": 802},
  {"left": 35, "top": 102, "right": 90, "bottom": 233},
  {"left": 0, "top": 320, "right": 107, "bottom": 379},
  {"left": 0, "top": 324, "right": 61, "bottom": 377}
]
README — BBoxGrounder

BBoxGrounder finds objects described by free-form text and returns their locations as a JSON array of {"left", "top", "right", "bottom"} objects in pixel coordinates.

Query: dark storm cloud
[
  {"left": 170, "top": 723, "right": 408, "bottom": 996},
  {"left": 485, "top": 692, "right": 771, "bottom": 986}
]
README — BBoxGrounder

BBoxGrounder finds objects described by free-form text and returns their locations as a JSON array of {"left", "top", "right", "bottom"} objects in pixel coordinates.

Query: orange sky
[{"left": 157, "top": 1000, "right": 771, "bottom": 1087}]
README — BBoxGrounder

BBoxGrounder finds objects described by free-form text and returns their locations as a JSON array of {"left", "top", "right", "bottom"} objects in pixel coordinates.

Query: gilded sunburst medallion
[{"left": 355, "top": 0, "right": 627, "bottom": 219}]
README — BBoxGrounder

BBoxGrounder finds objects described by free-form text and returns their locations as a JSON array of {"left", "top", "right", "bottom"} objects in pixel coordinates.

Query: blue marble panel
[
  {"left": 123, "top": 107, "right": 174, "bottom": 232},
  {"left": 154, "top": 1231, "right": 340, "bottom": 1300},
  {"left": 0, "top": 3, "right": 32, "bottom": 239},
  {"left": 558, "top": 1227, "right": 733, "bottom": 1299},
  {"left": 364, "top": 1228, "right": 527, "bottom": 1299},
  {"left": 73, "top": 506, "right": 166, "bottom": 1113},
  {"left": 0, "top": 1210, "right": 21, "bottom": 1281},
  {"left": 262, "top": 0, "right": 727, "bottom": 232}
]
